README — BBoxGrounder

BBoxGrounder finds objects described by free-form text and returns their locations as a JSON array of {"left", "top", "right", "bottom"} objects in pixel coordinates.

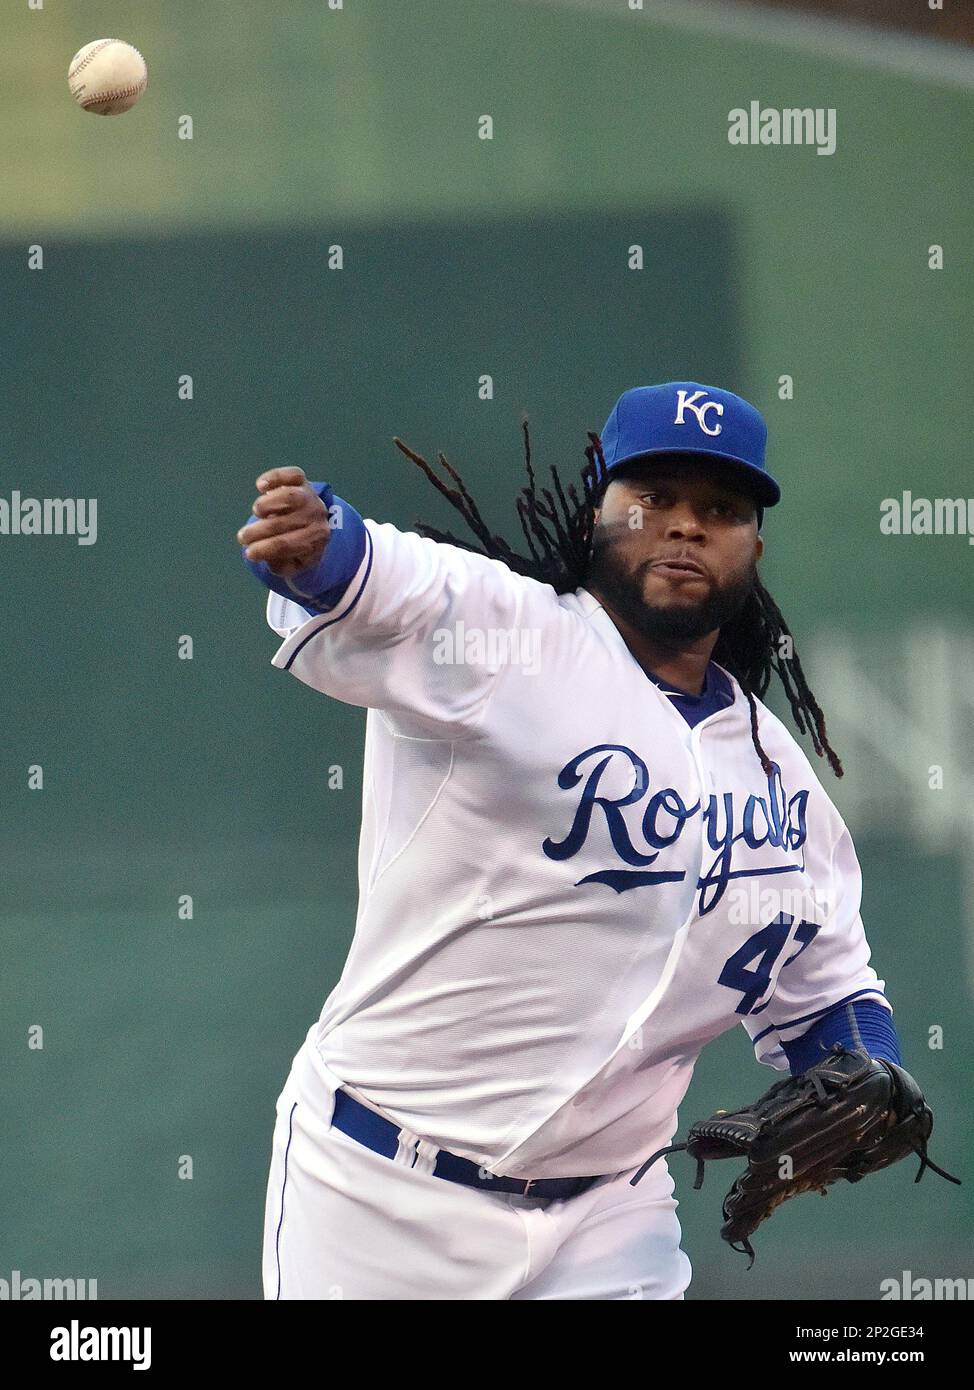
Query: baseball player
[{"left": 237, "top": 383, "right": 953, "bottom": 1300}]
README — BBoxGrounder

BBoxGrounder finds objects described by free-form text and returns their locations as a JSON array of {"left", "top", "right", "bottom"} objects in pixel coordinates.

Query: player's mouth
[{"left": 649, "top": 556, "right": 709, "bottom": 581}]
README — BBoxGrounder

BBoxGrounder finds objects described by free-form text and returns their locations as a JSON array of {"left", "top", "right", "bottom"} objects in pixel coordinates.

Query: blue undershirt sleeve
[
  {"left": 241, "top": 481, "right": 367, "bottom": 615},
  {"left": 782, "top": 998, "right": 902, "bottom": 1075}
]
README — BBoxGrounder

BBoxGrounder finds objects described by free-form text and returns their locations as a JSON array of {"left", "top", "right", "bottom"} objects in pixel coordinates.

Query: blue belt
[{"left": 330, "top": 1088, "right": 599, "bottom": 1200}]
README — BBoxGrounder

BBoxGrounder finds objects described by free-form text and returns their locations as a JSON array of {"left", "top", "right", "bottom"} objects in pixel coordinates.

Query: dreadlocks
[{"left": 392, "top": 420, "right": 843, "bottom": 779}]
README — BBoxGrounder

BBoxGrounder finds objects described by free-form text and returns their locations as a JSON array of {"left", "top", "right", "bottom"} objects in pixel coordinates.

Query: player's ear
[{"left": 755, "top": 534, "right": 764, "bottom": 560}]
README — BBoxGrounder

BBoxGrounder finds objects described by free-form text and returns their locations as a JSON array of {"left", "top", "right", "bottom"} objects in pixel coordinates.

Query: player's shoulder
[{"left": 364, "top": 517, "right": 579, "bottom": 607}]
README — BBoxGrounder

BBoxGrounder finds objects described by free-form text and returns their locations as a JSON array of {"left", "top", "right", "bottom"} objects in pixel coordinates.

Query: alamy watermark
[
  {"left": 1, "top": 1269, "right": 97, "bottom": 1299},
  {"left": 50, "top": 1320, "right": 150, "bottom": 1371},
  {"left": 880, "top": 493, "right": 974, "bottom": 545},
  {"left": 0, "top": 491, "right": 97, "bottom": 545},
  {"left": 881, "top": 1270, "right": 973, "bottom": 1300},
  {"left": 728, "top": 102, "right": 836, "bottom": 156},
  {"left": 432, "top": 621, "right": 542, "bottom": 675},
  {"left": 725, "top": 880, "right": 833, "bottom": 927}
]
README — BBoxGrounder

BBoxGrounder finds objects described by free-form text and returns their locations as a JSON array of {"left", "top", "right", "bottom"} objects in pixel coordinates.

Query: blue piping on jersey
[
  {"left": 279, "top": 526, "right": 375, "bottom": 671},
  {"left": 749, "top": 987, "right": 889, "bottom": 1046}
]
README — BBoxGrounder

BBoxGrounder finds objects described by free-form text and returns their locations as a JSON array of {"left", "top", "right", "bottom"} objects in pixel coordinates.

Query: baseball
[{"left": 68, "top": 39, "right": 148, "bottom": 116}]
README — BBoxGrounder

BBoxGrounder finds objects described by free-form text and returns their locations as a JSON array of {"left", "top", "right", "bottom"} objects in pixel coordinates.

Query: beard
[{"left": 586, "top": 529, "right": 757, "bottom": 643}]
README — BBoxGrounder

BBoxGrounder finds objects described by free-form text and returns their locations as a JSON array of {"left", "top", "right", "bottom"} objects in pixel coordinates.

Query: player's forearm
[
  {"left": 783, "top": 998, "right": 901, "bottom": 1075},
  {"left": 242, "top": 482, "right": 368, "bottom": 614}
]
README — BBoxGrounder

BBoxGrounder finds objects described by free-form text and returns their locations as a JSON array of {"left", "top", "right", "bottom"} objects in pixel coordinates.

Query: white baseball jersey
[{"left": 262, "top": 518, "right": 889, "bottom": 1179}]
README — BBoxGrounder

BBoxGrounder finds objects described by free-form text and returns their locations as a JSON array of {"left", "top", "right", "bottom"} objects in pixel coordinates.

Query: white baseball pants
[{"left": 261, "top": 1032, "right": 692, "bottom": 1301}]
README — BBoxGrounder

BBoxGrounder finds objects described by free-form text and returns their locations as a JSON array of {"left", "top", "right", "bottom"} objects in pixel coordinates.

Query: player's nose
[{"left": 662, "top": 511, "right": 706, "bottom": 540}]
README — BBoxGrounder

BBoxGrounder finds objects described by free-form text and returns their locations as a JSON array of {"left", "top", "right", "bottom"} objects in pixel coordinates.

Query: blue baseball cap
[{"left": 597, "top": 382, "right": 780, "bottom": 526}]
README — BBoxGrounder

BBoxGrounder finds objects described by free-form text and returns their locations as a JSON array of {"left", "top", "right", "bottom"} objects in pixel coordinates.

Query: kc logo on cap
[{"left": 673, "top": 389, "right": 725, "bottom": 438}]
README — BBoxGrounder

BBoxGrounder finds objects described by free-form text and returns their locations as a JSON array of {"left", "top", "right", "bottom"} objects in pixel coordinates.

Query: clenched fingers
[
  {"left": 242, "top": 520, "right": 330, "bottom": 575},
  {"left": 250, "top": 484, "right": 311, "bottom": 518},
  {"left": 255, "top": 466, "right": 308, "bottom": 493},
  {"left": 237, "top": 509, "right": 311, "bottom": 548}
]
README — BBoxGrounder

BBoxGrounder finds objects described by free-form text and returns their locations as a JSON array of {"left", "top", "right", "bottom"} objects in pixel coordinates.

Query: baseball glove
[{"left": 631, "top": 1044, "right": 961, "bottom": 1266}]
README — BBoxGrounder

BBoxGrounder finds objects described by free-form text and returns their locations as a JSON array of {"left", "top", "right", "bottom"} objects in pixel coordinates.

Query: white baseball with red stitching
[{"left": 68, "top": 39, "right": 148, "bottom": 116}]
